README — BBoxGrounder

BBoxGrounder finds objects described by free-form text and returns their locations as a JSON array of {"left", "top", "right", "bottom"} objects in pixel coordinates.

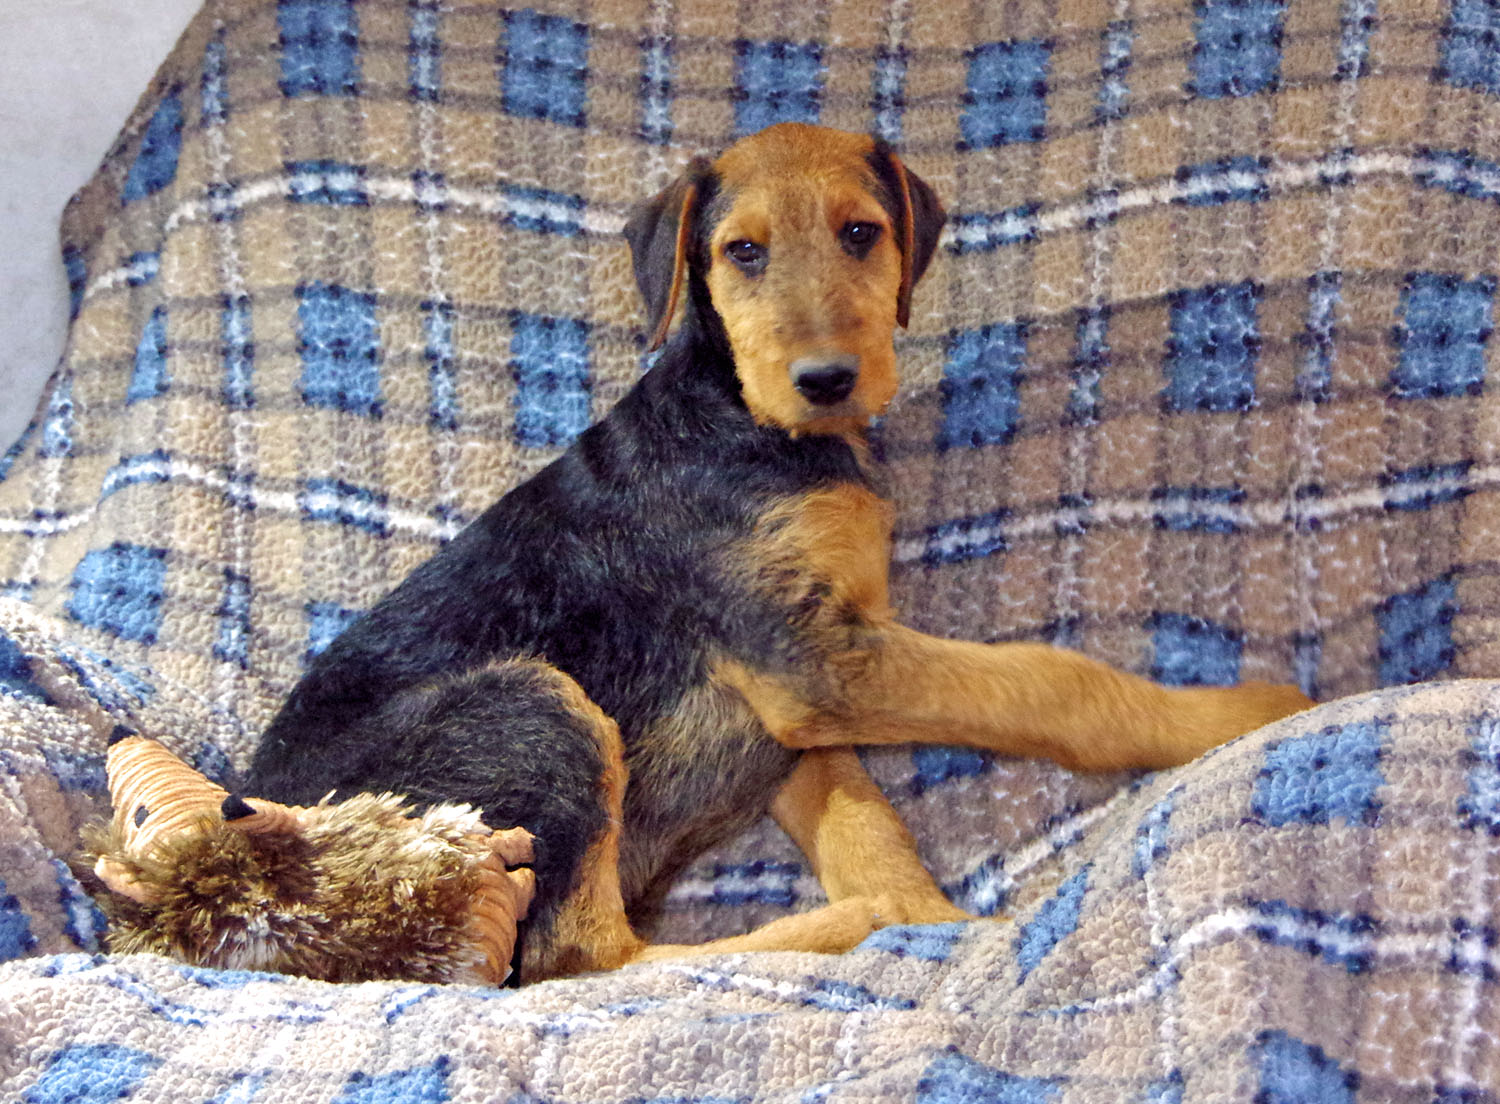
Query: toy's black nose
[{"left": 792, "top": 356, "right": 858, "bottom": 405}]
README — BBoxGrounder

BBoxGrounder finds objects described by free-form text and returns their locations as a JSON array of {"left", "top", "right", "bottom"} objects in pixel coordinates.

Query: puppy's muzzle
[{"left": 792, "top": 356, "right": 859, "bottom": 406}]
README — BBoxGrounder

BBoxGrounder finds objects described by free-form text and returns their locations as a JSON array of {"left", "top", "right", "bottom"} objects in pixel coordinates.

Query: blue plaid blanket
[{"left": 5, "top": 0, "right": 1500, "bottom": 1097}]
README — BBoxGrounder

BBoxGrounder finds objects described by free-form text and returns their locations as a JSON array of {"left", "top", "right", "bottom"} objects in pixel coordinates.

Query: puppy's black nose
[{"left": 792, "top": 357, "right": 858, "bottom": 405}]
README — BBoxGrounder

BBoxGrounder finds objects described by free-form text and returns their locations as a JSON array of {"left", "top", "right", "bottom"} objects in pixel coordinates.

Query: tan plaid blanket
[{"left": 4, "top": 0, "right": 1500, "bottom": 1097}]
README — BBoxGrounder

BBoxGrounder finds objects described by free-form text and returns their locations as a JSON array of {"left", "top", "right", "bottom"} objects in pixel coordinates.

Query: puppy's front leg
[
  {"left": 771, "top": 748, "right": 969, "bottom": 926},
  {"left": 723, "top": 624, "right": 1312, "bottom": 772}
]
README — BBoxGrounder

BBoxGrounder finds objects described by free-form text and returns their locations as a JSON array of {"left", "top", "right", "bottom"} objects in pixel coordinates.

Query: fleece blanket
[{"left": 4, "top": 0, "right": 1500, "bottom": 1097}]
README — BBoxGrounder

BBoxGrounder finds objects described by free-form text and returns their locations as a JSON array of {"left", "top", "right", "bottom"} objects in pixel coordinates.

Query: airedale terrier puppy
[{"left": 246, "top": 123, "right": 1311, "bottom": 982}]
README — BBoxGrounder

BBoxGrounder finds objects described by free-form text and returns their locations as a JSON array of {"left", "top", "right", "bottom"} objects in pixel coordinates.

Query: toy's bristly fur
[{"left": 84, "top": 736, "right": 535, "bottom": 985}]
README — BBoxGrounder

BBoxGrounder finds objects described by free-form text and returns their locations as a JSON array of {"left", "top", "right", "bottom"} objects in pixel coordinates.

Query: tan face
[{"left": 704, "top": 125, "right": 905, "bottom": 438}]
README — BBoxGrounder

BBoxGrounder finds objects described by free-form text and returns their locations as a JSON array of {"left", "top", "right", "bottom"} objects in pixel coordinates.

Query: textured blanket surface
[
  {"left": 4, "top": 630, "right": 1500, "bottom": 1101},
  {"left": 3, "top": 0, "right": 1500, "bottom": 1097}
]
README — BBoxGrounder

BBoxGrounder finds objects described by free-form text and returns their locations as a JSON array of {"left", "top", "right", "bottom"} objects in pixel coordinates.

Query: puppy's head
[{"left": 624, "top": 123, "right": 945, "bottom": 436}]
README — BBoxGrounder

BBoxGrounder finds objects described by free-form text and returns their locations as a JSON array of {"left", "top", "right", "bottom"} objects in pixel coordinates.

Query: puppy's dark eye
[
  {"left": 724, "top": 239, "right": 767, "bottom": 272},
  {"left": 840, "top": 221, "right": 881, "bottom": 256}
]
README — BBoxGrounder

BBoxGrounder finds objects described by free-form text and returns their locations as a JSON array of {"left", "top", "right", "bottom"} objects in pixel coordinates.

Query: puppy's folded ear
[
  {"left": 623, "top": 156, "right": 712, "bottom": 351},
  {"left": 870, "top": 142, "right": 946, "bottom": 328}
]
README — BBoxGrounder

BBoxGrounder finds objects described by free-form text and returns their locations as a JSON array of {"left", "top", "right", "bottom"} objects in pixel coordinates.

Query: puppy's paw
[
  {"left": 869, "top": 892, "right": 972, "bottom": 928},
  {"left": 1162, "top": 680, "right": 1314, "bottom": 765},
  {"left": 1203, "top": 679, "right": 1314, "bottom": 737},
  {"left": 782, "top": 895, "right": 972, "bottom": 953},
  {"left": 821, "top": 897, "right": 894, "bottom": 948},
  {"left": 1228, "top": 680, "right": 1316, "bottom": 726}
]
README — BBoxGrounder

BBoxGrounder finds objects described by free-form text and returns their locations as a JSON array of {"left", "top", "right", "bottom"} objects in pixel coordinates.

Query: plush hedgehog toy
[{"left": 84, "top": 731, "right": 536, "bottom": 985}]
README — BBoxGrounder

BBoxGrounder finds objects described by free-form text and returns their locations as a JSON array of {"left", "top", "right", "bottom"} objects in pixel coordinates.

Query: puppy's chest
[
  {"left": 612, "top": 483, "right": 895, "bottom": 900},
  {"left": 645, "top": 479, "right": 896, "bottom": 696},
  {"left": 734, "top": 481, "right": 896, "bottom": 644}
]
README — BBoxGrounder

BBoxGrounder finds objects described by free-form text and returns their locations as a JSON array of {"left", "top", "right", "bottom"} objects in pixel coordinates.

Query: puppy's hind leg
[
  {"left": 279, "top": 657, "right": 648, "bottom": 984},
  {"left": 494, "top": 668, "right": 646, "bottom": 982},
  {"left": 630, "top": 898, "right": 892, "bottom": 963}
]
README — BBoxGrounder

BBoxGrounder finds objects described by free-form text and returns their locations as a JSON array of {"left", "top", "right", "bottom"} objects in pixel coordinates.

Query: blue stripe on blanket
[
  {"left": 23, "top": 1044, "right": 162, "bottom": 1104},
  {"left": 1252, "top": 721, "right": 1386, "bottom": 827},
  {"left": 733, "top": 39, "right": 825, "bottom": 136},
  {"left": 917, "top": 1051, "right": 1062, "bottom": 1104}
]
